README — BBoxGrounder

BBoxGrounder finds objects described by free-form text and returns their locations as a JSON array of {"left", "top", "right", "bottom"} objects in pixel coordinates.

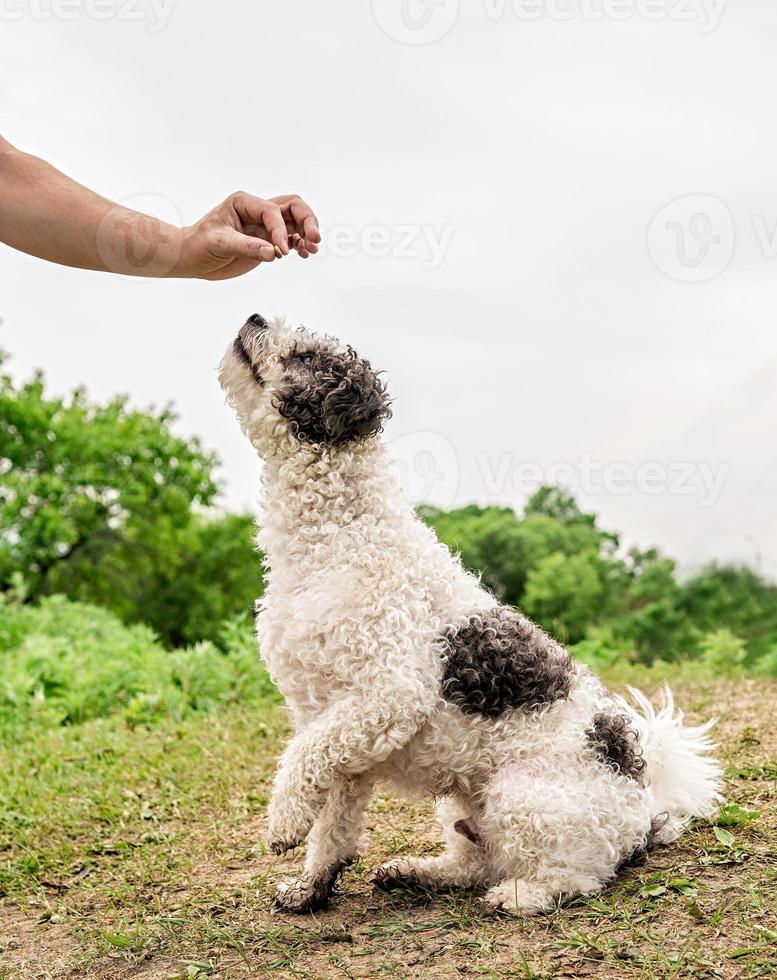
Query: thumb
[{"left": 215, "top": 227, "right": 276, "bottom": 262}]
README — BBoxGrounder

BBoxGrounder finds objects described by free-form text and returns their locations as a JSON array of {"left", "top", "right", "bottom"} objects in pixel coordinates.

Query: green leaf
[
  {"left": 640, "top": 884, "right": 667, "bottom": 898},
  {"left": 714, "top": 827, "right": 735, "bottom": 847},
  {"left": 668, "top": 877, "right": 697, "bottom": 894}
]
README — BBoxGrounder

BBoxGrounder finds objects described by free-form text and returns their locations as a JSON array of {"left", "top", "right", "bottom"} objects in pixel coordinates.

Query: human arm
[{"left": 0, "top": 135, "right": 320, "bottom": 280}]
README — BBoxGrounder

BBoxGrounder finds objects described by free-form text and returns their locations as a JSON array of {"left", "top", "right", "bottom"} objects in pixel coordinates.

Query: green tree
[
  {"left": 423, "top": 489, "right": 619, "bottom": 622},
  {"left": 131, "top": 512, "right": 264, "bottom": 648},
  {"left": 0, "top": 358, "right": 215, "bottom": 604},
  {"left": 522, "top": 550, "right": 606, "bottom": 643},
  {"left": 680, "top": 564, "right": 777, "bottom": 661},
  {"left": 523, "top": 485, "right": 596, "bottom": 526}
]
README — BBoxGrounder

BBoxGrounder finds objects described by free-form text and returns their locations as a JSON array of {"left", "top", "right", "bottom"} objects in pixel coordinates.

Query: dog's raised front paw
[
  {"left": 267, "top": 798, "right": 317, "bottom": 855},
  {"left": 269, "top": 837, "right": 302, "bottom": 856}
]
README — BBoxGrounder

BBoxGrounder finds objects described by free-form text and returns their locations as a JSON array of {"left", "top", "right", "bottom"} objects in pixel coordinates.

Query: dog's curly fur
[
  {"left": 441, "top": 607, "right": 574, "bottom": 717},
  {"left": 586, "top": 711, "right": 648, "bottom": 785},
  {"left": 219, "top": 315, "right": 722, "bottom": 915}
]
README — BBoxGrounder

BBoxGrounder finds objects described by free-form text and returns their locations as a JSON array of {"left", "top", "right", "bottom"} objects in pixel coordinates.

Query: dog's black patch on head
[
  {"left": 441, "top": 607, "right": 574, "bottom": 718},
  {"left": 586, "top": 712, "right": 647, "bottom": 785},
  {"left": 276, "top": 346, "right": 391, "bottom": 446}
]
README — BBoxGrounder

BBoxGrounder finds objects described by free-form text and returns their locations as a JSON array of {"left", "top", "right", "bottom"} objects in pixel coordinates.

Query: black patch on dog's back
[
  {"left": 441, "top": 607, "right": 574, "bottom": 718},
  {"left": 587, "top": 712, "right": 647, "bottom": 785}
]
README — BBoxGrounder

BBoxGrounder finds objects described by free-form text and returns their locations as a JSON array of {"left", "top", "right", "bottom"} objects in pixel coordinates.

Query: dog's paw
[
  {"left": 269, "top": 837, "right": 303, "bottom": 856},
  {"left": 482, "top": 879, "right": 553, "bottom": 916},
  {"left": 274, "top": 860, "right": 350, "bottom": 914},
  {"left": 267, "top": 799, "right": 316, "bottom": 855},
  {"left": 274, "top": 874, "right": 331, "bottom": 913},
  {"left": 370, "top": 860, "right": 422, "bottom": 893}
]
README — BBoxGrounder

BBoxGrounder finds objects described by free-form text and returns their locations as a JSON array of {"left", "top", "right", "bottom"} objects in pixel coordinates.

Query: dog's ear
[{"left": 320, "top": 357, "right": 392, "bottom": 444}]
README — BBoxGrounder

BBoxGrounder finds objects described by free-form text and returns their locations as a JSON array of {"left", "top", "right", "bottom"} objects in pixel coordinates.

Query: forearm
[
  {"left": 0, "top": 138, "right": 183, "bottom": 276},
  {"left": 267, "top": 680, "right": 435, "bottom": 852},
  {"left": 278, "top": 682, "right": 434, "bottom": 786}
]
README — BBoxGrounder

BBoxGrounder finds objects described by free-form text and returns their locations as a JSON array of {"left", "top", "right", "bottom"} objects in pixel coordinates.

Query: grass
[{"left": 1, "top": 671, "right": 775, "bottom": 979}]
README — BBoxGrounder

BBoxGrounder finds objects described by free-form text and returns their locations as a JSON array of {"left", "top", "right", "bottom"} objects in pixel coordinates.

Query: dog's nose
[{"left": 245, "top": 313, "right": 268, "bottom": 332}]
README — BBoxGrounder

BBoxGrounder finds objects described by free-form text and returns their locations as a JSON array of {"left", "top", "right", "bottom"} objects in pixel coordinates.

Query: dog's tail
[{"left": 616, "top": 686, "right": 723, "bottom": 844}]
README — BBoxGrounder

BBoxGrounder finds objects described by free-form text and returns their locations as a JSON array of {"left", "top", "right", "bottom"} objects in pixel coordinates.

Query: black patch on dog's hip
[
  {"left": 586, "top": 712, "right": 647, "bottom": 785},
  {"left": 440, "top": 607, "right": 574, "bottom": 718}
]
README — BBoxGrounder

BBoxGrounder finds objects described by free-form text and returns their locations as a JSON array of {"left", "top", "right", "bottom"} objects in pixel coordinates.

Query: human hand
[{"left": 176, "top": 192, "right": 321, "bottom": 281}]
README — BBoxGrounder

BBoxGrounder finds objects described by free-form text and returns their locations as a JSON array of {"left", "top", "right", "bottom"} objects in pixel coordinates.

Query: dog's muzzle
[{"left": 234, "top": 313, "right": 268, "bottom": 383}]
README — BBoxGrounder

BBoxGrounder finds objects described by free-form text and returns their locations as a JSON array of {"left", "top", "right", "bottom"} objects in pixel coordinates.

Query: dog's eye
[{"left": 296, "top": 351, "right": 315, "bottom": 366}]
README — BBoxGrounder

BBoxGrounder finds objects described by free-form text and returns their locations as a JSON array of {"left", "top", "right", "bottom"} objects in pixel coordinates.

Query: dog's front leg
[
  {"left": 274, "top": 774, "right": 374, "bottom": 913},
  {"left": 267, "top": 679, "right": 434, "bottom": 854}
]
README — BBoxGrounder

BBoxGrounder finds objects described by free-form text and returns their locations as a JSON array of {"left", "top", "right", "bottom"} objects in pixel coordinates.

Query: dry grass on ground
[{"left": 1, "top": 677, "right": 775, "bottom": 979}]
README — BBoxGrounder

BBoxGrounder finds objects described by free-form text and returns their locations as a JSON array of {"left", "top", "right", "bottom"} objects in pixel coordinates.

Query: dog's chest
[{"left": 257, "top": 565, "right": 375, "bottom": 702}]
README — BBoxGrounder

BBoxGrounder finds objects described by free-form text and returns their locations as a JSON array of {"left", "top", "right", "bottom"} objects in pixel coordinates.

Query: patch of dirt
[
  {"left": 2, "top": 678, "right": 775, "bottom": 980},
  {"left": 0, "top": 906, "right": 85, "bottom": 978}
]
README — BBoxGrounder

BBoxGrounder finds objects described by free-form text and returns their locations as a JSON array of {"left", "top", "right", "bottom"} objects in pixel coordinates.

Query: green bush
[
  {"left": 751, "top": 648, "right": 777, "bottom": 677},
  {"left": 0, "top": 595, "right": 279, "bottom": 738}
]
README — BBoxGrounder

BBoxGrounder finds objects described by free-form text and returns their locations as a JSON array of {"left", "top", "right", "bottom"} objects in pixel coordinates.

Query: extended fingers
[
  {"left": 290, "top": 233, "right": 312, "bottom": 259},
  {"left": 273, "top": 194, "right": 320, "bottom": 249}
]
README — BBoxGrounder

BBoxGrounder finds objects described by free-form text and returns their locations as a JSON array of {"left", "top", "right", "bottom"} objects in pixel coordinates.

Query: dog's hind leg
[
  {"left": 372, "top": 798, "right": 491, "bottom": 894},
  {"left": 478, "top": 763, "right": 647, "bottom": 915},
  {"left": 274, "top": 774, "right": 374, "bottom": 913}
]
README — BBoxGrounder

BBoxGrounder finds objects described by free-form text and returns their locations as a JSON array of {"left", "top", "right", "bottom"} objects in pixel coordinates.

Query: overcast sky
[{"left": 2, "top": 0, "right": 776, "bottom": 578}]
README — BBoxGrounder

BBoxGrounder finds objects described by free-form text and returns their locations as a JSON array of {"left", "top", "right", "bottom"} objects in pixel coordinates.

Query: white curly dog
[{"left": 219, "top": 314, "right": 722, "bottom": 915}]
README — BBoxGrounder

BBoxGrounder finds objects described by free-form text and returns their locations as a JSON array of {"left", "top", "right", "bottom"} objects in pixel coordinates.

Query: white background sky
[{"left": 1, "top": 0, "right": 776, "bottom": 578}]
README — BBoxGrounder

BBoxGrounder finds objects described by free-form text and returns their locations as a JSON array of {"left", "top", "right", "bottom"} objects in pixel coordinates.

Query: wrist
[
  {"left": 96, "top": 210, "right": 186, "bottom": 278},
  {"left": 161, "top": 224, "right": 192, "bottom": 278}
]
